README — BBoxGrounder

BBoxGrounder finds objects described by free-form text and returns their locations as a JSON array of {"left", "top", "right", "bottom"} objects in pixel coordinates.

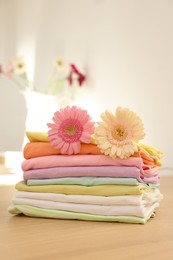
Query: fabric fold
[
  {"left": 8, "top": 204, "right": 155, "bottom": 224},
  {"left": 23, "top": 166, "right": 159, "bottom": 184},
  {"left": 26, "top": 177, "right": 159, "bottom": 187},
  {"left": 15, "top": 189, "right": 162, "bottom": 206},
  {"left": 21, "top": 155, "right": 159, "bottom": 175},
  {"left": 24, "top": 142, "right": 102, "bottom": 159},
  {"left": 12, "top": 197, "right": 160, "bottom": 218},
  {"left": 15, "top": 181, "right": 154, "bottom": 196},
  {"left": 23, "top": 142, "right": 159, "bottom": 167}
]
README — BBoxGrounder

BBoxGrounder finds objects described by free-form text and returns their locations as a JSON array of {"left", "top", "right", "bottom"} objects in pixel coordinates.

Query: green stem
[
  {"left": 52, "top": 78, "right": 67, "bottom": 95},
  {"left": 44, "top": 71, "right": 57, "bottom": 94},
  {"left": 2, "top": 74, "right": 26, "bottom": 91},
  {"left": 45, "top": 75, "right": 67, "bottom": 96},
  {"left": 21, "top": 73, "right": 34, "bottom": 90}
]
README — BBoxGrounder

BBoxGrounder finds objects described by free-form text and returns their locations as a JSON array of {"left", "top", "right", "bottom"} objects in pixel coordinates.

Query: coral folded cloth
[
  {"left": 26, "top": 177, "right": 159, "bottom": 187},
  {"left": 8, "top": 204, "right": 155, "bottom": 224},
  {"left": 23, "top": 166, "right": 159, "bottom": 184},
  {"left": 23, "top": 142, "right": 158, "bottom": 166},
  {"left": 21, "top": 155, "right": 159, "bottom": 176},
  {"left": 15, "top": 181, "right": 154, "bottom": 196},
  {"left": 15, "top": 189, "right": 162, "bottom": 206},
  {"left": 24, "top": 142, "right": 102, "bottom": 159},
  {"left": 11, "top": 197, "right": 160, "bottom": 218}
]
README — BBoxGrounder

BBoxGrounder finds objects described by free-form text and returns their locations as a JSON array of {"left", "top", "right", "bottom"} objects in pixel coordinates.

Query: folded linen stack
[{"left": 8, "top": 106, "right": 163, "bottom": 224}]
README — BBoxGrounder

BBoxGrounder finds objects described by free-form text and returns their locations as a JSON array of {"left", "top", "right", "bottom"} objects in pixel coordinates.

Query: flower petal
[
  {"left": 47, "top": 106, "right": 94, "bottom": 154},
  {"left": 71, "top": 142, "right": 81, "bottom": 154},
  {"left": 60, "top": 142, "right": 70, "bottom": 154},
  {"left": 94, "top": 107, "right": 145, "bottom": 159},
  {"left": 80, "top": 132, "right": 91, "bottom": 143}
]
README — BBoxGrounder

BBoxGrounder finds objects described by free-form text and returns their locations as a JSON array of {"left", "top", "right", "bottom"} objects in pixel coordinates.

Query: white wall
[{"left": 0, "top": 0, "right": 173, "bottom": 168}]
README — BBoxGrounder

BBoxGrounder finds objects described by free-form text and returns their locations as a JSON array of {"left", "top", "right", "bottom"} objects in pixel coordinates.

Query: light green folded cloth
[
  {"left": 8, "top": 204, "right": 154, "bottom": 224},
  {"left": 27, "top": 177, "right": 159, "bottom": 187}
]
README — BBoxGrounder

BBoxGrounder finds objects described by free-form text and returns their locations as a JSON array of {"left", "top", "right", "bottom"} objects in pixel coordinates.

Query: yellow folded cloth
[
  {"left": 26, "top": 131, "right": 49, "bottom": 142},
  {"left": 26, "top": 131, "right": 96, "bottom": 144},
  {"left": 16, "top": 181, "right": 154, "bottom": 196}
]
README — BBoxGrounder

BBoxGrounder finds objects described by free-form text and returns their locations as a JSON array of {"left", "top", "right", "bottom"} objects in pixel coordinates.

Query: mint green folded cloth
[{"left": 27, "top": 177, "right": 159, "bottom": 187}]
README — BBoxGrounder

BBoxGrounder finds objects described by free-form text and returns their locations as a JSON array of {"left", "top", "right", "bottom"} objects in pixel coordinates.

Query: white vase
[
  {"left": 56, "top": 83, "right": 76, "bottom": 108},
  {"left": 24, "top": 90, "right": 59, "bottom": 132}
]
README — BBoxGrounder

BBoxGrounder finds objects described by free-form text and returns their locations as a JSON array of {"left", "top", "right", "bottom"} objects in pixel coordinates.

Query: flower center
[
  {"left": 18, "top": 63, "right": 24, "bottom": 69},
  {"left": 66, "top": 125, "right": 76, "bottom": 135},
  {"left": 58, "top": 119, "right": 83, "bottom": 143},
  {"left": 57, "top": 61, "right": 62, "bottom": 66},
  {"left": 112, "top": 127, "right": 128, "bottom": 142}
]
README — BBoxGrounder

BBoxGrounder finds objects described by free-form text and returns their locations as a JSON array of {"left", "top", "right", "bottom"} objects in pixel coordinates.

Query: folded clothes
[
  {"left": 8, "top": 110, "right": 163, "bottom": 225},
  {"left": 15, "top": 189, "right": 162, "bottom": 206},
  {"left": 23, "top": 166, "right": 159, "bottom": 183},
  {"left": 25, "top": 131, "right": 50, "bottom": 142},
  {"left": 23, "top": 142, "right": 158, "bottom": 167},
  {"left": 16, "top": 181, "right": 154, "bottom": 196},
  {"left": 133, "top": 151, "right": 156, "bottom": 166},
  {"left": 137, "top": 143, "right": 163, "bottom": 167},
  {"left": 25, "top": 132, "right": 163, "bottom": 166},
  {"left": 26, "top": 177, "right": 159, "bottom": 187},
  {"left": 12, "top": 197, "right": 160, "bottom": 218},
  {"left": 21, "top": 155, "right": 159, "bottom": 175},
  {"left": 8, "top": 204, "right": 155, "bottom": 224},
  {"left": 23, "top": 142, "right": 102, "bottom": 159}
]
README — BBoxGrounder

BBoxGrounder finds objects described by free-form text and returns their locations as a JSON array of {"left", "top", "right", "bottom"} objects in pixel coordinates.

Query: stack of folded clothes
[{"left": 8, "top": 106, "right": 163, "bottom": 224}]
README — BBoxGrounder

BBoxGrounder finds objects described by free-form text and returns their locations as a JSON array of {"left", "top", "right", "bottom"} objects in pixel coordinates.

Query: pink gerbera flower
[
  {"left": 47, "top": 106, "right": 95, "bottom": 155},
  {"left": 0, "top": 64, "right": 3, "bottom": 74},
  {"left": 6, "top": 62, "right": 13, "bottom": 77}
]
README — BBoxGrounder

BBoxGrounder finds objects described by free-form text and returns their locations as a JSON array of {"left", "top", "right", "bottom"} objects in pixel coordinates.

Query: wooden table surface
[{"left": 0, "top": 176, "right": 173, "bottom": 260}]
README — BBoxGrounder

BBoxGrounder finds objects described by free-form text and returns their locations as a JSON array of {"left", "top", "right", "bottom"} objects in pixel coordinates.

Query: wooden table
[{"left": 0, "top": 176, "right": 173, "bottom": 260}]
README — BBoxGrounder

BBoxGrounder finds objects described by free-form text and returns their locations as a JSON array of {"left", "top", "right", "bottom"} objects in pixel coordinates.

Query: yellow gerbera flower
[{"left": 94, "top": 107, "right": 145, "bottom": 159}]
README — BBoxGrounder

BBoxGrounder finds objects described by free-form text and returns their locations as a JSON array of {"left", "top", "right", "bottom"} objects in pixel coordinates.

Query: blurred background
[{"left": 0, "top": 0, "right": 173, "bottom": 174}]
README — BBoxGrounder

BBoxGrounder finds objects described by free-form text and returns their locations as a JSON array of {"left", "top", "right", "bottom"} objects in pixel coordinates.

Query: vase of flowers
[{"left": 0, "top": 57, "right": 86, "bottom": 131}]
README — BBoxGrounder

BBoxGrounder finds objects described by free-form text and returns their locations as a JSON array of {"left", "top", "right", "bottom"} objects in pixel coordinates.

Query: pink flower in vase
[
  {"left": 78, "top": 73, "right": 85, "bottom": 86},
  {"left": 67, "top": 64, "right": 86, "bottom": 86},
  {"left": 1, "top": 56, "right": 86, "bottom": 95},
  {"left": 67, "top": 71, "right": 73, "bottom": 86},
  {"left": 47, "top": 106, "right": 95, "bottom": 155},
  {"left": 6, "top": 62, "right": 13, "bottom": 77},
  {"left": 0, "top": 64, "right": 3, "bottom": 75}
]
